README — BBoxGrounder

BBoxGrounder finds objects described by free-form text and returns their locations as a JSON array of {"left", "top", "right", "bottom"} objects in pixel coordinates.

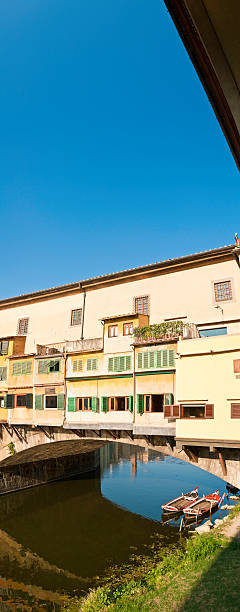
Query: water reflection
[{"left": 0, "top": 442, "right": 229, "bottom": 609}]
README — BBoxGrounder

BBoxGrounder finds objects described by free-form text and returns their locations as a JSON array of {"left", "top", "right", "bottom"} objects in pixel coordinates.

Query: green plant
[
  {"left": 133, "top": 320, "right": 185, "bottom": 340},
  {"left": 8, "top": 441, "right": 16, "bottom": 455}
]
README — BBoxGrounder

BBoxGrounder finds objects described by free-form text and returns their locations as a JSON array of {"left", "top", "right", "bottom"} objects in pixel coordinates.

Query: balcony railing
[{"left": 65, "top": 338, "right": 103, "bottom": 353}]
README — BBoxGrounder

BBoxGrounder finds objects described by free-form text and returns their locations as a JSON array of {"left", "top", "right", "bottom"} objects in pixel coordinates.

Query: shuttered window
[
  {"left": 137, "top": 349, "right": 175, "bottom": 369},
  {"left": 6, "top": 394, "right": 14, "bottom": 409},
  {"left": 231, "top": 403, "right": 240, "bottom": 418},
  {"left": 164, "top": 404, "right": 180, "bottom": 418},
  {"left": 68, "top": 397, "right": 76, "bottom": 412},
  {"left": 71, "top": 309, "right": 82, "bottom": 326},
  {"left": 137, "top": 394, "right": 144, "bottom": 414},
  {"left": 135, "top": 296, "right": 149, "bottom": 314},
  {"left": 108, "top": 355, "right": 131, "bottom": 372},
  {"left": 177, "top": 404, "right": 214, "bottom": 419},
  {"left": 0, "top": 341, "right": 9, "bottom": 355},
  {"left": 86, "top": 359, "right": 97, "bottom": 371},
  {"left": 0, "top": 367, "right": 7, "bottom": 381},
  {"left": 17, "top": 318, "right": 29, "bottom": 335},
  {"left": 101, "top": 397, "right": 109, "bottom": 412},
  {"left": 12, "top": 361, "right": 32, "bottom": 376},
  {"left": 35, "top": 395, "right": 43, "bottom": 410},
  {"left": 73, "top": 359, "right": 83, "bottom": 372},
  {"left": 38, "top": 359, "right": 60, "bottom": 373}
]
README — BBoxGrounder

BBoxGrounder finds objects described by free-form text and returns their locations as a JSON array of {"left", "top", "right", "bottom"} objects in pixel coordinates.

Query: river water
[{"left": 0, "top": 443, "right": 228, "bottom": 610}]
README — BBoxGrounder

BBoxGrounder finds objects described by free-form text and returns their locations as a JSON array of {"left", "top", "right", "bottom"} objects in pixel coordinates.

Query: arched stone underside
[{"left": 0, "top": 425, "right": 239, "bottom": 489}]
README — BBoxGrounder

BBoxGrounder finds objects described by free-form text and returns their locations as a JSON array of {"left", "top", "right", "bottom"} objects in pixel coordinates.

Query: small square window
[
  {"left": 135, "top": 296, "right": 149, "bottom": 314},
  {"left": 17, "top": 318, "right": 29, "bottom": 335},
  {"left": 123, "top": 323, "right": 133, "bottom": 336},
  {"left": 108, "top": 325, "right": 118, "bottom": 337},
  {"left": 46, "top": 395, "right": 57, "bottom": 409},
  {"left": 71, "top": 309, "right": 82, "bottom": 326},
  {"left": 214, "top": 281, "right": 232, "bottom": 302}
]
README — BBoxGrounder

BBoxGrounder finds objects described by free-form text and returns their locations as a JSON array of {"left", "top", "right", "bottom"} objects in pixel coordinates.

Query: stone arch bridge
[{"left": 0, "top": 424, "right": 239, "bottom": 491}]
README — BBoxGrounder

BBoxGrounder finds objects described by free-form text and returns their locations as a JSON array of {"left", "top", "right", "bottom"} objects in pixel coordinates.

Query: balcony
[
  {"left": 65, "top": 338, "right": 103, "bottom": 353},
  {"left": 132, "top": 322, "right": 199, "bottom": 345}
]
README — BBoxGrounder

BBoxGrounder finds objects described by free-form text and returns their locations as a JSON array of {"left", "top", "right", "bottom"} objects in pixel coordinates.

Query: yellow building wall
[{"left": 176, "top": 334, "right": 240, "bottom": 441}]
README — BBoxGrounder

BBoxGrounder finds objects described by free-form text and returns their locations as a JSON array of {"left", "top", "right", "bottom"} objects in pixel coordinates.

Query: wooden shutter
[
  {"left": 35, "top": 395, "right": 43, "bottom": 410},
  {"left": 172, "top": 405, "right": 180, "bottom": 418},
  {"left": 143, "top": 352, "right": 149, "bottom": 369},
  {"left": 57, "top": 394, "right": 64, "bottom": 410},
  {"left": 26, "top": 394, "right": 33, "bottom": 409},
  {"left": 91, "top": 397, "right": 98, "bottom": 412},
  {"left": 128, "top": 396, "right": 133, "bottom": 412},
  {"left": 205, "top": 404, "right": 214, "bottom": 419},
  {"left": 164, "top": 405, "right": 172, "bottom": 418},
  {"left": 3, "top": 396, "right": 7, "bottom": 408},
  {"left": 22, "top": 361, "right": 32, "bottom": 375},
  {"left": 149, "top": 352, "right": 155, "bottom": 368},
  {"left": 38, "top": 360, "right": 48, "bottom": 374},
  {"left": 137, "top": 394, "right": 144, "bottom": 414},
  {"left": 92, "top": 359, "right": 97, "bottom": 370},
  {"left": 137, "top": 353, "right": 143, "bottom": 368},
  {"left": 231, "top": 403, "right": 240, "bottom": 418},
  {"left": 164, "top": 393, "right": 174, "bottom": 406},
  {"left": 6, "top": 394, "right": 14, "bottom": 409},
  {"left": 233, "top": 360, "right": 240, "bottom": 373},
  {"left": 101, "top": 397, "right": 109, "bottom": 412},
  {"left": 168, "top": 350, "right": 175, "bottom": 367},
  {"left": 68, "top": 397, "right": 76, "bottom": 412}
]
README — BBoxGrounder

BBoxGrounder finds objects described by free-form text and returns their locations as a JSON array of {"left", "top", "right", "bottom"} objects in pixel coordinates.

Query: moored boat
[
  {"left": 161, "top": 487, "right": 198, "bottom": 513},
  {"left": 183, "top": 489, "right": 220, "bottom": 518}
]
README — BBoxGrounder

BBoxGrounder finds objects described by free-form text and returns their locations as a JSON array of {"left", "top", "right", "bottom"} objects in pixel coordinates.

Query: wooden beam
[
  {"left": 183, "top": 445, "right": 198, "bottom": 463},
  {"left": 218, "top": 451, "right": 227, "bottom": 476}
]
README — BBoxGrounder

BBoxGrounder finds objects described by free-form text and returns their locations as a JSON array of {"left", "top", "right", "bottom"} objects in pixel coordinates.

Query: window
[
  {"left": 135, "top": 296, "right": 149, "bottom": 314},
  {"left": 0, "top": 367, "right": 7, "bottom": 381},
  {"left": 108, "top": 355, "right": 131, "bottom": 372},
  {"left": 180, "top": 404, "right": 214, "bottom": 419},
  {"left": 78, "top": 397, "right": 94, "bottom": 411},
  {"left": 0, "top": 397, "right": 4, "bottom": 408},
  {"left": 0, "top": 341, "right": 9, "bottom": 355},
  {"left": 71, "top": 309, "right": 82, "bottom": 326},
  {"left": 38, "top": 359, "right": 60, "bottom": 374},
  {"left": 86, "top": 359, "right": 97, "bottom": 371},
  {"left": 199, "top": 327, "right": 227, "bottom": 337},
  {"left": 45, "top": 395, "right": 57, "bottom": 409},
  {"left": 12, "top": 361, "right": 32, "bottom": 375},
  {"left": 123, "top": 323, "right": 133, "bottom": 336},
  {"left": 214, "top": 281, "right": 232, "bottom": 302},
  {"left": 108, "top": 325, "right": 118, "bottom": 337},
  {"left": 17, "top": 318, "right": 29, "bottom": 335},
  {"left": 17, "top": 395, "right": 27, "bottom": 407},
  {"left": 73, "top": 359, "right": 83, "bottom": 372}
]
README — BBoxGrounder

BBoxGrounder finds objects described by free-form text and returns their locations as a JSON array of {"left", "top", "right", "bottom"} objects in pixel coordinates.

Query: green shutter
[
  {"left": 108, "top": 357, "right": 114, "bottom": 371},
  {"left": 91, "top": 397, "right": 98, "bottom": 412},
  {"left": 6, "top": 394, "right": 14, "bottom": 409},
  {"left": 57, "top": 394, "right": 64, "bottom": 410},
  {"left": 113, "top": 357, "right": 119, "bottom": 372},
  {"left": 168, "top": 350, "right": 175, "bottom": 367},
  {"left": 128, "top": 396, "right": 133, "bottom": 413},
  {"left": 35, "top": 394, "right": 43, "bottom": 410},
  {"left": 149, "top": 352, "right": 155, "bottom": 368},
  {"left": 3, "top": 396, "right": 7, "bottom": 408},
  {"left": 68, "top": 397, "right": 76, "bottom": 412},
  {"left": 125, "top": 356, "right": 131, "bottom": 370},
  {"left": 92, "top": 359, "right": 97, "bottom": 370},
  {"left": 0, "top": 367, "right": 7, "bottom": 381},
  {"left": 101, "top": 397, "right": 109, "bottom": 412},
  {"left": 38, "top": 360, "right": 48, "bottom": 374},
  {"left": 164, "top": 393, "right": 174, "bottom": 406},
  {"left": 138, "top": 353, "right": 143, "bottom": 369},
  {"left": 137, "top": 394, "right": 144, "bottom": 414},
  {"left": 26, "top": 394, "right": 33, "bottom": 409}
]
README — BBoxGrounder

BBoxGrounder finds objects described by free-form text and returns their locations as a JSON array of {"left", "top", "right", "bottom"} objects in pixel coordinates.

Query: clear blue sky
[{"left": 0, "top": 0, "right": 239, "bottom": 298}]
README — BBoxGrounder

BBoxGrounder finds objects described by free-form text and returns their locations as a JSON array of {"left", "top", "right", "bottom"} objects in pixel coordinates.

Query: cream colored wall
[
  {"left": 176, "top": 334, "right": 240, "bottom": 441},
  {"left": 66, "top": 377, "right": 133, "bottom": 424},
  {"left": 0, "top": 258, "right": 239, "bottom": 352}
]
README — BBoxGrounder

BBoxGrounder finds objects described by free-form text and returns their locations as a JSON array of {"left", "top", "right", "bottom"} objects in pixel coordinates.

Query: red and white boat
[
  {"left": 183, "top": 489, "right": 220, "bottom": 518},
  {"left": 161, "top": 487, "right": 198, "bottom": 513}
]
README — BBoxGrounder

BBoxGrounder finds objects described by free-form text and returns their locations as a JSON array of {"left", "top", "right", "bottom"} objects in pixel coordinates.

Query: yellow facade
[{"left": 176, "top": 334, "right": 240, "bottom": 442}]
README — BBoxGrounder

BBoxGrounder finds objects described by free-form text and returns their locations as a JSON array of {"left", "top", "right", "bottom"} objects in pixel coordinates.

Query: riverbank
[{"left": 64, "top": 502, "right": 240, "bottom": 612}]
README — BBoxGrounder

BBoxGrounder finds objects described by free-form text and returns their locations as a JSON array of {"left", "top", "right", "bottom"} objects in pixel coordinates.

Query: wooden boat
[
  {"left": 183, "top": 489, "right": 220, "bottom": 518},
  {"left": 161, "top": 487, "right": 198, "bottom": 513}
]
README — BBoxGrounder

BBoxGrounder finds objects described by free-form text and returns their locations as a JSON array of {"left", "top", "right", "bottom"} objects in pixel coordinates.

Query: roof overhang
[{"left": 163, "top": 0, "right": 240, "bottom": 171}]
